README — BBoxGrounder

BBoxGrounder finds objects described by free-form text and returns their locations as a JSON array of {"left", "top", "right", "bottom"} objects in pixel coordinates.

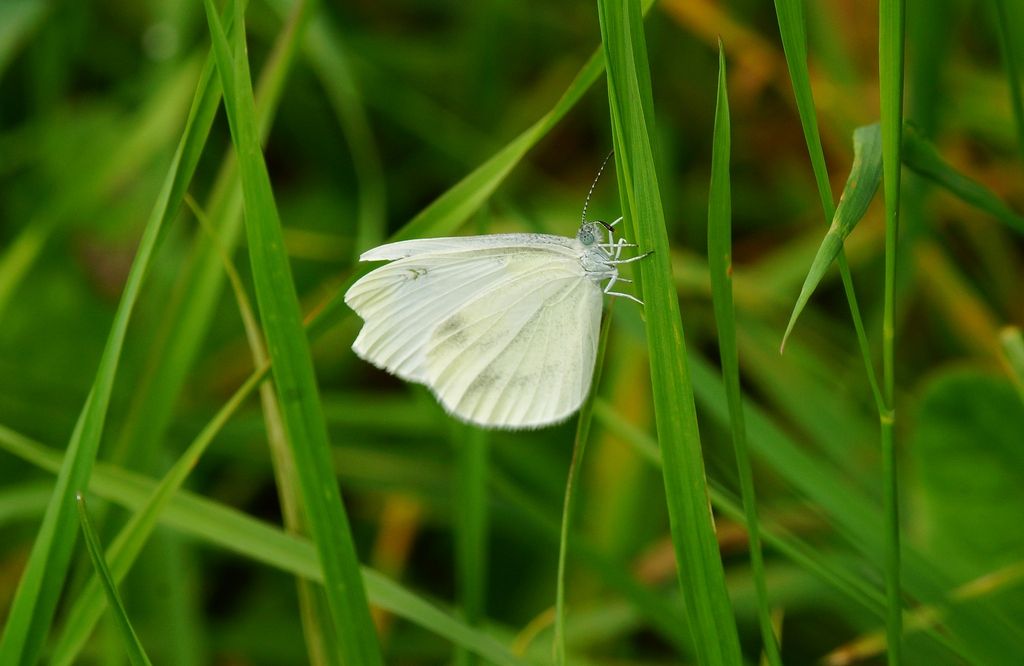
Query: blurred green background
[{"left": 1, "top": 0, "right": 1023, "bottom": 664}]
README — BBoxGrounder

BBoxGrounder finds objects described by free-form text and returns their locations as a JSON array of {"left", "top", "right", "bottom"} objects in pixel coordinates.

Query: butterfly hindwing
[{"left": 424, "top": 268, "right": 602, "bottom": 429}]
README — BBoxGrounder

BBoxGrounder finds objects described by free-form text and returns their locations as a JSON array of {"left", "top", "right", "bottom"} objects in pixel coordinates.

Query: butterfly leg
[
  {"left": 599, "top": 238, "right": 636, "bottom": 258},
  {"left": 606, "top": 291, "right": 644, "bottom": 305},
  {"left": 607, "top": 250, "right": 653, "bottom": 265}
]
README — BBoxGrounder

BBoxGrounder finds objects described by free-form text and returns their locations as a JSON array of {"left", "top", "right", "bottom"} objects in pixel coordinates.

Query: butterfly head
[{"left": 577, "top": 220, "right": 613, "bottom": 247}]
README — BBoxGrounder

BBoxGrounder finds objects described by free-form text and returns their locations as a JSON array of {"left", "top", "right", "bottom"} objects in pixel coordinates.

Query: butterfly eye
[{"left": 580, "top": 231, "right": 594, "bottom": 245}]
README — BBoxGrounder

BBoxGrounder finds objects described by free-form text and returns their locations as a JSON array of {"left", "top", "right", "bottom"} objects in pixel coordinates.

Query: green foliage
[{"left": 1, "top": 0, "right": 1023, "bottom": 664}]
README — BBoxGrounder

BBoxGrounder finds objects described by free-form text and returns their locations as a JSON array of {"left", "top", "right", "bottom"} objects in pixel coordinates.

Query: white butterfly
[
  {"left": 345, "top": 159, "right": 648, "bottom": 429},
  {"left": 344, "top": 216, "right": 647, "bottom": 430}
]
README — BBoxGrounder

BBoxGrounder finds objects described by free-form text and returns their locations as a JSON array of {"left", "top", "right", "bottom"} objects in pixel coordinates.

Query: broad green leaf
[
  {"left": 910, "top": 371, "right": 1024, "bottom": 664},
  {"left": 74, "top": 493, "right": 153, "bottom": 666},
  {"left": 596, "top": 1, "right": 742, "bottom": 664},
  {"left": 782, "top": 123, "right": 882, "bottom": 348},
  {"left": 202, "top": 2, "right": 382, "bottom": 663},
  {"left": 902, "top": 125, "right": 1024, "bottom": 234},
  {"left": 912, "top": 372, "right": 1024, "bottom": 574}
]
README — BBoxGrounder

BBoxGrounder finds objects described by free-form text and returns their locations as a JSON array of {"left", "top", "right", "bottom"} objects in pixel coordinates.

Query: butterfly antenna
[{"left": 581, "top": 149, "right": 615, "bottom": 225}]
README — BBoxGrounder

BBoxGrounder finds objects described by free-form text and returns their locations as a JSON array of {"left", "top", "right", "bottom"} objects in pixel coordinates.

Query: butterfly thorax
[{"left": 576, "top": 221, "right": 618, "bottom": 282}]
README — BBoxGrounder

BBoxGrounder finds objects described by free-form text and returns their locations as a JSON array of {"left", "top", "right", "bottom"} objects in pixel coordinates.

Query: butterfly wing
[
  {"left": 344, "top": 242, "right": 585, "bottom": 386},
  {"left": 359, "top": 233, "right": 577, "bottom": 261},
  {"left": 423, "top": 265, "right": 603, "bottom": 429}
]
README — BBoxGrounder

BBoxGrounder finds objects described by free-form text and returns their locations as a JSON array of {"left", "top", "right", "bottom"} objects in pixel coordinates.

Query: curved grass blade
[
  {"left": 782, "top": 123, "right": 883, "bottom": 349},
  {"left": 770, "top": 0, "right": 883, "bottom": 412},
  {"left": 0, "top": 425, "right": 527, "bottom": 666},
  {"left": 902, "top": 125, "right": 1024, "bottom": 234},
  {"left": 554, "top": 308, "right": 614, "bottom": 665},
  {"left": 0, "top": 9, "right": 231, "bottom": 664},
  {"left": 202, "top": 2, "right": 383, "bottom": 663},
  {"left": 707, "top": 44, "right": 782, "bottom": 666},
  {"left": 596, "top": 1, "right": 742, "bottom": 663},
  {"left": 74, "top": 493, "right": 153, "bottom": 666}
]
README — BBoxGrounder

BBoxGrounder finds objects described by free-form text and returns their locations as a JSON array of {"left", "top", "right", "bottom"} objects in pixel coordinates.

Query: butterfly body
[{"left": 345, "top": 219, "right": 645, "bottom": 430}]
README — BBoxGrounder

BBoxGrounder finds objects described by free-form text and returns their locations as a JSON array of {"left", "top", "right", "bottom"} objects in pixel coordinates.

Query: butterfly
[{"left": 344, "top": 160, "right": 648, "bottom": 429}]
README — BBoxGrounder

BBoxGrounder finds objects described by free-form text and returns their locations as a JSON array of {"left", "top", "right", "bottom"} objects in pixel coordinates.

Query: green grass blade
[
  {"left": 902, "top": 125, "right": 1024, "bottom": 234},
  {"left": 202, "top": 2, "right": 383, "bottom": 663},
  {"left": 554, "top": 308, "right": 615, "bottom": 665},
  {"left": 195, "top": 193, "right": 340, "bottom": 666},
  {"left": 47, "top": 368, "right": 262, "bottom": 666},
  {"left": 782, "top": 123, "right": 883, "bottom": 348},
  {"left": 454, "top": 424, "right": 488, "bottom": 666},
  {"left": 74, "top": 493, "right": 153, "bottom": 666},
  {"left": 879, "top": 0, "right": 906, "bottom": 663},
  {"left": 0, "top": 14, "right": 228, "bottom": 664},
  {"left": 0, "top": 425, "right": 527, "bottom": 666},
  {"left": 596, "top": 2, "right": 742, "bottom": 664},
  {"left": 707, "top": 44, "right": 782, "bottom": 666},
  {"left": 770, "top": 0, "right": 883, "bottom": 410}
]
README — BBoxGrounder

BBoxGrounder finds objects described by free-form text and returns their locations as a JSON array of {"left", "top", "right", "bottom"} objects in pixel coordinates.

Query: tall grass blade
[
  {"left": 707, "top": 44, "right": 782, "bottom": 666},
  {"left": 554, "top": 309, "right": 614, "bottom": 665},
  {"left": 879, "top": 0, "right": 906, "bottom": 662},
  {"left": 74, "top": 493, "right": 153, "bottom": 666},
  {"left": 454, "top": 424, "right": 488, "bottom": 666},
  {"left": 192, "top": 195, "right": 341, "bottom": 666},
  {"left": 202, "top": 2, "right": 382, "bottom": 663},
  {"left": 782, "top": 124, "right": 883, "bottom": 348},
  {"left": 596, "top": 1, "right": 742, "bottom": 663},
  {"left": 0, "top": 10, "right": 230, "bottom": 663},
  {"left": 902, "top": 126, "right": 1024, "bottom": 234}
]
